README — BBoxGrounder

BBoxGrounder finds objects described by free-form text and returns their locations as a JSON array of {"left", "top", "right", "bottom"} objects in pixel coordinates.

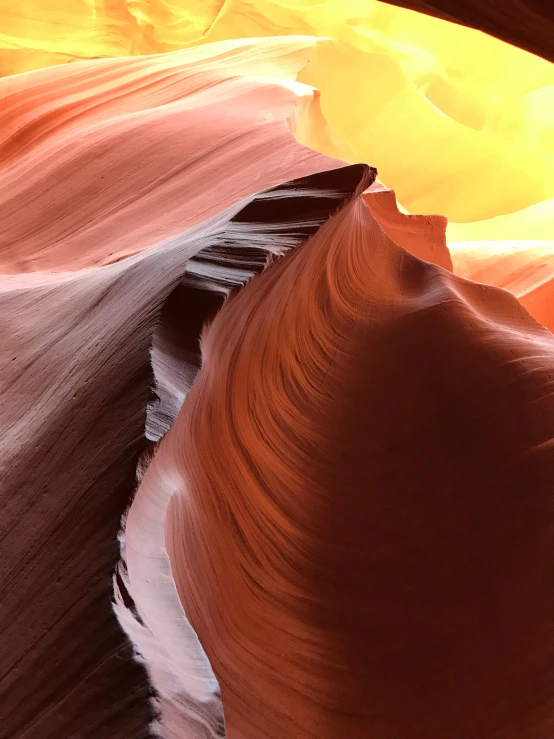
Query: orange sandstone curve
[
  {"left": 363, "top": 187, "right": 554, "bottom": 334},
  {"left": 363, "top": 184, "right": 452, "bottom": 271},
  {"left": 128, "top": 184, "right": 554, "bottom": 738},
  {"left": 447, "top": 240, "right": 554, "bottom": 334},
  {"left": 120, "top": 163, "right": 374, "bottom": 738}
]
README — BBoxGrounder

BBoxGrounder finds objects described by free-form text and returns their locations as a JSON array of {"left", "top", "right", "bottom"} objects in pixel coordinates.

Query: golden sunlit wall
[{"left": 1, "top": 0, "right": 554, "bottom": 239}]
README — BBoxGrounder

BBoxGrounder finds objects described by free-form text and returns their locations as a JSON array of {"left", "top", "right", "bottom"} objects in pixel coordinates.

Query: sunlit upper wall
[
  {"left": 2, "top": 0, "right": 554, "bottom": 83},
  {"left": 1, "top": 0, "right": 553, "bottom": 228}
]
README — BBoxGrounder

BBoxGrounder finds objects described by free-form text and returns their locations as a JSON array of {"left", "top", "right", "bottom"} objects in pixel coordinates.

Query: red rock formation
[
  {"left": 120, "top": 163, "right": 373, "bottom": 738},
  {"left": 364, "top": 183, "right": 452, "bottom": 271},
  {"left": 127, "top": 176, "right": 554, "bottom": 738}
]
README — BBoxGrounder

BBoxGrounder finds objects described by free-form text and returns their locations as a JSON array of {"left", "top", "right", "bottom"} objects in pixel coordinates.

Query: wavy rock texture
[
  {"left": 2, "top": 1, "right": 554, "bottom": 738},
  {"left": 0, "top": 164, "right": 367, "bottom": 738},
  {"left": 128, "top": 178, "right": 554, "bottom": 739},
  {"left": 0, "top": 36, "right": 348, "bottom": 273},
  {"left": 117, "top": 164, "right": 373, "bottom": 738},
  {"left": 0, "top": 41, "right": 366, "bottom": 729}
]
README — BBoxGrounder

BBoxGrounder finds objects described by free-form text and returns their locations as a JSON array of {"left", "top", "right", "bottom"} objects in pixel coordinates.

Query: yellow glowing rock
[{"left": 297, "top": 39, "right": 554, "bottom": 222}]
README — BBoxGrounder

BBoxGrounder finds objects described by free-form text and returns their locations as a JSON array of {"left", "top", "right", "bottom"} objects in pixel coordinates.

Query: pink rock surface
[{"left": 0, "top": 37, "right": 341, "bottom": 273}]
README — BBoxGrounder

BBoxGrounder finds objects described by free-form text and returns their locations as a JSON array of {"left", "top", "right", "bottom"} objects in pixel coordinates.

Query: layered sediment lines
[
  {"left": 0, "top": 34, "right": 368, "bottom": 738},
  {"left": 0, "top": 162, "right": 373, "bottom": 738},
  {"left": 4, "top": 3, "right": 554, "bottom": 229},
  {"left": 2, "top": 7, "right": 554, "bottom": 739},
  {"left": 0, "top": 37, "right": 347, "bottom": 273},
  {"left": 127, "top": 178, "right": 554, "bottom": 738}
]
